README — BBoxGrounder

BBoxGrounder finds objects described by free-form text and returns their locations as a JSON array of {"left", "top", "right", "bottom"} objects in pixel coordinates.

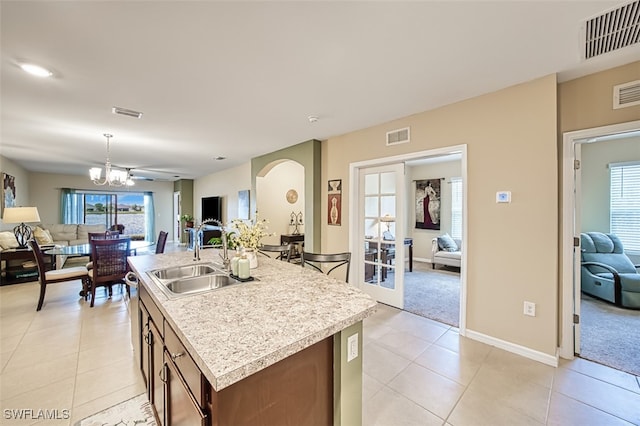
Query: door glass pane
[
  {"left": 380, "top": 172, "right": 396, "bottom": 194},
  {"left": 365, "top": 174, "right": 379, "bottom": 195},
  {"left": 364, "top": 196, "right": 379, "bottom": 218},
  {"left": 380, "top": 196, "right": 396, "bottom": 218},
  {"left": 380, "top": 265, "right": 395, "bottom": 290},
  {"left": 364, "top": 218, "right": 378, "bottom": 239}
]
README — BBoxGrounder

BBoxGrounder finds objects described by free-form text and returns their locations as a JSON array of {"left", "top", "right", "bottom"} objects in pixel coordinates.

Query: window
[
  {"left": 61, "top": 189, "right": 155, "bottom": 241},
  {"left": 450, "top": 177, "right": 463, "bottom": 239},
  {"left": 610, "top": 162, "right": 640, "bottom": 252}
]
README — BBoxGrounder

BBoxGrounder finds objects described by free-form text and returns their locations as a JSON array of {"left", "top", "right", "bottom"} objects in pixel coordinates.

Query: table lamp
[
  {"left": 2, "top": 207, "right": 41, "bottom": 249},
  {"left": 380, "top": 214, "right": 395, "bottom": 231}
]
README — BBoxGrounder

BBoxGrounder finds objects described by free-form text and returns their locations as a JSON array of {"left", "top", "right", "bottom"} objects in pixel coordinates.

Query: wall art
[
  {"left": 328, "top": 179, "right": 342, "bottom": 226},
  {"left": 415, "top": 178, "right": 441, "bottom": 230}
]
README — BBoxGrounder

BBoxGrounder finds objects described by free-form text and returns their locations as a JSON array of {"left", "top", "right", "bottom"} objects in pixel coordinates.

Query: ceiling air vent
[
  {"left": 584, "top": 0, "right": 640, "bottom": 60},
  {"left": 613, "top": 79, "right": 640, "bottom": 109},
  {"left": 112, "top": 106, "right": 143, "bottom": 119},
  {"left": 386, "top": 127, "right": 410, "bottom": 146}
]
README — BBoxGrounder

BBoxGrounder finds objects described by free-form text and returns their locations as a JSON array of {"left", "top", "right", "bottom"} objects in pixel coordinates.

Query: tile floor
[{"left": 1, "top": 252, "right": 639, "bottom": 425}]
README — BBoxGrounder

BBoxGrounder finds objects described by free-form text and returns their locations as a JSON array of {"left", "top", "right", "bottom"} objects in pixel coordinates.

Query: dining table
[{"left": 44, "top": 240, "right": 154, "bottom": 269}]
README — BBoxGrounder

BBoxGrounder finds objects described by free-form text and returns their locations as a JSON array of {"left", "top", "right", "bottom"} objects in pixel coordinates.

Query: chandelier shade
[{"left": 89, "top": 134, "right": 134, "bottom": 186}]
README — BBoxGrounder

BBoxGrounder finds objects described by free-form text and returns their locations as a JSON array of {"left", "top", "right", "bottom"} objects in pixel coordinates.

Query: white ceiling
[{"left": 1, "top": 1, "right": 638, "bottom": 181}]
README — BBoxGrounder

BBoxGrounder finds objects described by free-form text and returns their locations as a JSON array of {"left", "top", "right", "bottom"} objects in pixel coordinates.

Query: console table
[
  {"left": 0, "top": 248, "right": 52, "bottom": 285},
  {"left": 280, "top": 234, "right": 304, "bottom": 261}
]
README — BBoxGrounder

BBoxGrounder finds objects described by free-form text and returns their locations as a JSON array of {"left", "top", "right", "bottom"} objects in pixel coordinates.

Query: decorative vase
[{"left": 245, "top": 249, "right": 259, "bottom": 269}]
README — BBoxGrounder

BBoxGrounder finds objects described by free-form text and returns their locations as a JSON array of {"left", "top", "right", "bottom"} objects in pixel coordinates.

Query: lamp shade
[
  {"left": 380, "top": 214, "right": 395, "bottom": 223},
  {"left": 2, "top": 207, "right": 41, "bottom": 223}
]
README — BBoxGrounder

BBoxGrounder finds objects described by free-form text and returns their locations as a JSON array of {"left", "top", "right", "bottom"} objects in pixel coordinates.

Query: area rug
[
  {"left": 75, "top": 393, "right": 157, "bottom": 426},
  {"left": 403, "top": 265, "right": 460, "bottom": 327},
  {"left": 579, "top": 293, "right": 640, "bottom": 377}
]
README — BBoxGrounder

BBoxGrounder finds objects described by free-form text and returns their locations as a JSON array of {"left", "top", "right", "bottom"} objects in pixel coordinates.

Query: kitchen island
[{"left": 127, "top": 249, "right": 377, "bottom": 426}]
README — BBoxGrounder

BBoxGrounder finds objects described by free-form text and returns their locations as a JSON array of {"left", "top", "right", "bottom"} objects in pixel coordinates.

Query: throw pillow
[
  {"left": 0, "top": 231, "right": 19, "bottom": 249},
  {"left": 34, "top": 226, "right": 54, "bottom": 244},
  {"left": 437, "top": 233, "right": 458, "bottom": 252}
]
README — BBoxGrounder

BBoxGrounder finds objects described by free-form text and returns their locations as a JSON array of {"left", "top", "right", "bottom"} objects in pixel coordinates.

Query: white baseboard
[
  {"left": 465, "top": 329, "right": 559, "bottom": 368},
  {"left": 414, "top": 257, "right": 431, "bottom": 263}
]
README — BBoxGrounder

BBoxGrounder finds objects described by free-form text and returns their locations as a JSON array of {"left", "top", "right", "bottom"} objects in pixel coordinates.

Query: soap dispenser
[
  {"left": 231, "top": 249, "right": 240, "bottom": 276},
  {"left": 238, "top": 254, "right": 250, "bottom": 279}
]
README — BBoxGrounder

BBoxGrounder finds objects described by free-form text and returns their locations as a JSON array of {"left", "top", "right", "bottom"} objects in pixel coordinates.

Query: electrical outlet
[
  {"left": 524, "top": 301, "right": 536, "bottom": 317},
  {"left": 347, "top": 333, "right": 359, "bottom": 362}
]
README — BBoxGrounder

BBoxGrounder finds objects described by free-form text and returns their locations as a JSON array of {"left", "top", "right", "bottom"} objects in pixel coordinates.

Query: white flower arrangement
[{"left": 229, "top": 214, "right": 274, "bottom": 250}]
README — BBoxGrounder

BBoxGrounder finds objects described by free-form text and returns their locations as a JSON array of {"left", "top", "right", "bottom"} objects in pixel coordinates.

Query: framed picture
[
  {"left": 238, "top": 189, "right": 250, "bottom": 220},
  {"left": 415, "top": 178, "right": 441, "bottom": 230},
  {"left": 2, "top": 172, "right": 16, "bottom": 214},
  {"left": 328, "top": 179, "right": 342, "bottom": 226}
]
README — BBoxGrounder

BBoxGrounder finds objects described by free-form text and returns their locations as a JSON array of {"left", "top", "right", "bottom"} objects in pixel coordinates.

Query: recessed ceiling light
[
  {"left": 215, "top": 156, "right": 226, "bottom": 161},
  {"left": 308, "top": 115, "right": 319, "bottom": 123},
  {"left": 20, "top": 63, "right": 53, "bottom": 77}
]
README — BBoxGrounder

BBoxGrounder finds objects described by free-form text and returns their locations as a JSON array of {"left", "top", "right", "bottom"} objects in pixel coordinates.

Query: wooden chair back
[
  {"left": 301, "top": 251, "right": 351, "bottom": 282},
  {"left": 88, "top": 237, "right": 131, "bottom": 307},
  {"left": 156, "top": 231, "right": 168, "bottom": 254}
]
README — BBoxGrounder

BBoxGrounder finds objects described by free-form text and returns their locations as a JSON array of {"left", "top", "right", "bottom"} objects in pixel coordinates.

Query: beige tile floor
[{"left": 1, "top": 252, "right": 639, "bottom": 425}]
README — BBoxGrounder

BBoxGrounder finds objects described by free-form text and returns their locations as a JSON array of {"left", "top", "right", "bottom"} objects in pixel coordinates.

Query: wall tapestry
[
  {"left": 2, "top": 172, "right": 16, "bottom": 214},
  {"left": 415, "top": 178, "right": 441, "bottom": 230},
  {"left": 328, "top": 179, "right": 342, "bottom": 226}
]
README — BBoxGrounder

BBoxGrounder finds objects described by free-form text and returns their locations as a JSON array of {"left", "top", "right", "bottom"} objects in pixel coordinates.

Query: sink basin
[
  {"left": 147, "top": 262, "right": 246, "bottom": 299},
  {"left": 165, "top": 274, "right": 241, "bottom": 295},
  {"left": 151, "top": 264, "right": 217, "bottom": 282}
]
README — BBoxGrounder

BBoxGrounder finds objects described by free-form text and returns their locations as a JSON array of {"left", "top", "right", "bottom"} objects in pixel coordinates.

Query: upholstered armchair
[{"left": 580, "top": 232, "right": 640, "bottom": 309}]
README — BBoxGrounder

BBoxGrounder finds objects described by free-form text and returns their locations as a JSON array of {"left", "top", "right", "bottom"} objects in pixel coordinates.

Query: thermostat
[{"left": 496, "top": 191, "right": 511, "bottom": 203}]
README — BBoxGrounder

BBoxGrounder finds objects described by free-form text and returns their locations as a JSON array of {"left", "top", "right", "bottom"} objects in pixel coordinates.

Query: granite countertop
[{"left": 128, "top": 250, "right": 377, "bottom": 391}]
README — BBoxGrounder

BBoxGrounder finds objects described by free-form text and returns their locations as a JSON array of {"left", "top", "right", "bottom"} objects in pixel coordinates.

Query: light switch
[{"left": 496, "top": 191, "right": 511, "bottom": 203}]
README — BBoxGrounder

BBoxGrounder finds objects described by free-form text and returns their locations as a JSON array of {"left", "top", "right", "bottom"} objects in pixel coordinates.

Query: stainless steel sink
[
  {"left": 147, "top": 262, "right": 246, "bottom": 299},
  {"left": 151, "top": 264, "right": 217, "bottom": 282},
  {"left": 165, "top": 274, "right": 241, "bottom": 295}
]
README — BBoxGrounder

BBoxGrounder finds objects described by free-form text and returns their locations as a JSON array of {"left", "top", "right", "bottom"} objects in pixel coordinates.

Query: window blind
[
  {"left": 451, "top": 177, "right": 463, "bottom": 239},
  {"left": 610, "top": 163, "right": 640, "bottom": 252}
]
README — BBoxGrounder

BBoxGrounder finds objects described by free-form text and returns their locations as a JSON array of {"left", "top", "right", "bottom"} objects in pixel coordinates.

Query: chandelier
[{"left": 89, "top": 133, "right": 133, "bottom": 186}]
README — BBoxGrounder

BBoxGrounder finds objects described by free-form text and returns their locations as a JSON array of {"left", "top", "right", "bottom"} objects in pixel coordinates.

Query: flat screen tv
[{"left": 201, "top": 196, "right": 222, "bottom": 222}]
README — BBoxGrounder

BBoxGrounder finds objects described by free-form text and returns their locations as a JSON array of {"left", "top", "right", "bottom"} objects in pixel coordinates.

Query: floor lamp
[{"left": 2, "top": 207, "right": 41, "bottom": 249}]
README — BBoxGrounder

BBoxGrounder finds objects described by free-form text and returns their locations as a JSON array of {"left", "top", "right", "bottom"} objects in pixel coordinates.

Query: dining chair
[
  {"left": 86, "top": 231, "right": 120, "bottom": 270},
  {"left": 301, "top": 251, "right": 351, "bottom": 282},
  {"left": 29, "top": 240, "right": 89, "bottom": 311},
  {"left": 155, "top": 230, "right": 168, "bottom": 254},
  {"left": 87, "top": 237, "right": 131, "bottom": 307},
  {"left": 258, "top": 243, "right": 293, "bottom": 262}
]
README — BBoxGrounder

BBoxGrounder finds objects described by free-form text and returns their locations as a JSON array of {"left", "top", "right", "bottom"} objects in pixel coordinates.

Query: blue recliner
[{"left": 581, "top": 232, "right": 640, "bottom": 309}]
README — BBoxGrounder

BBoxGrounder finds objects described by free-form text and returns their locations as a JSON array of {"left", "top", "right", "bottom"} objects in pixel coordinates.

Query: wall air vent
[
  {"left": 386, "top": 127, "right": 410, "bottom": 146},
  {"left": 584, "top": 0, "right": 639, "bottom": 60},
  {"left": 112, "top": 106, "right": 143, "bottom": 119},
  {"left": 613, "top": 79, "right": 640, "bottom": 109}
]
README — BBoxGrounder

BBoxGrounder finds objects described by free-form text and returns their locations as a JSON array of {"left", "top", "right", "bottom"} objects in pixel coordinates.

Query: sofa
[
  {"left": 431, "top": 234, "right": 462, "bottom": 269},
  {"left": 0, "top": 224, "right": 106, "bottom": 271}
]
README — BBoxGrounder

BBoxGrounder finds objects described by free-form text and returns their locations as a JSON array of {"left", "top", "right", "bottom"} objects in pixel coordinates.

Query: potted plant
[{"left": 180, "top": 214, "right": 194, "bottom": 228}]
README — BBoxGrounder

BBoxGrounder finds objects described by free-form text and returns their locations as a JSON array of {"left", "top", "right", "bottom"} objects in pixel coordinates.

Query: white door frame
[
  {"left": 349, "top": 144, "right": 468, "bottom": 334},
  {"left": 559, "top": 120, "right": 640, "bottom": 359}
]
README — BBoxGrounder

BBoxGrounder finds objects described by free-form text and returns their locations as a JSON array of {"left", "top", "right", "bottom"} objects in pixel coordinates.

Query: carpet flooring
[
  {"left": 403, "top": 264, "right": 460, "bottom": 327},
  {"left": 75, "top": 393, "right": 156, "bottom": 426},
  {"left": 579, "top": 293, "right": 640, "bottom": 377}
]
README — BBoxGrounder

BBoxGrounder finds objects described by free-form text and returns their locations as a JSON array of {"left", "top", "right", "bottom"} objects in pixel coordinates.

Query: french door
[{"left": 358, "top": 163, "right": 405, "bottom": 308}]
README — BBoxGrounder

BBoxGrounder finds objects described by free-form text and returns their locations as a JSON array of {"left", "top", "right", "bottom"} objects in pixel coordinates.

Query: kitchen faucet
[{"left": 194, "top": 219, "right": 230, "bottom": 272}]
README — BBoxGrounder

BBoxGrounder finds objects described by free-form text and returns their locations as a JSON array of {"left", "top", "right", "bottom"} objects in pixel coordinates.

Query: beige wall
[
  {"left": 27, "top": 172, "right": 175, "bottom": 240},
  {"left": 256, "top": 160, "right": 305, "bottom": 245},
  {"left": 193, "top": 162, "right": 252, "bottom": 225},
  {"left": 558, "top": 61, "right": 640, "bottom": 134},
  {"left": 581, "top": 136, "right": 640, "bottom": 234},
  {"left": 323, "top": 74, "right": 559, "bottom": 356}
]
